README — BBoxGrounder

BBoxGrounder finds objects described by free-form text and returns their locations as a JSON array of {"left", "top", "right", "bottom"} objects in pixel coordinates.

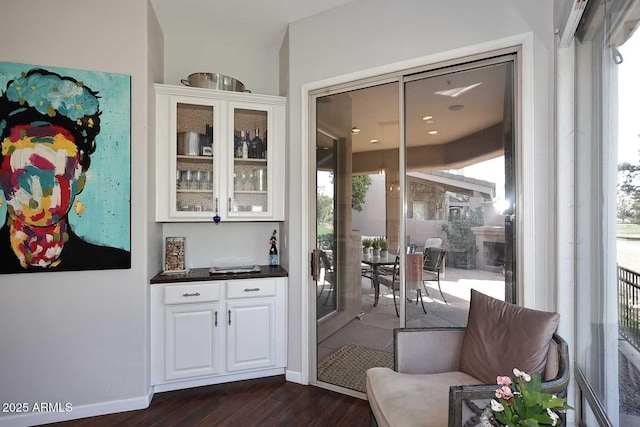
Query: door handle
[
  {"left": 214, "top": 311, "right": 218, "bottom": 327},
  {"left": 311, "top": 249, "right": 319, "bottom": 281},
  {"left": 228, "top": 309, "right": 232, "bottom": 325}
]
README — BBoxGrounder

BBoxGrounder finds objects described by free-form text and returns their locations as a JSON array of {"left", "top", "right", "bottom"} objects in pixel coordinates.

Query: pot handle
[{"left": 180, "top": 79, "right": 190, "bottom": 86}]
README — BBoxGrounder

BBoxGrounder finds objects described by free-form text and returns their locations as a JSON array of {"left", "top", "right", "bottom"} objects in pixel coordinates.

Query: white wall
[
  {"left": 163, "top": 37, "right": 280, "bottom": 96},
  {"left": 0, "top": 1, "right": 160, "bottom": 425},
  {"left": 285, "top": 0, "right": 556, "bottom": 378}
]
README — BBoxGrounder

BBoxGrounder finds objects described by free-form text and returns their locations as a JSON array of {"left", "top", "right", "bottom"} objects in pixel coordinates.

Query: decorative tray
[{"left": 209, "top": 265, "right": 261, "bottom": 274}]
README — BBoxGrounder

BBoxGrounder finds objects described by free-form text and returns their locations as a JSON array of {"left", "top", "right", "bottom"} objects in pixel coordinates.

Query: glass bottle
[
  {"left": 251, "top": 128, "right": 262, "bottom": 160},
  {"left": 269, "top": 230, "right": 278, "bottom": 266}
]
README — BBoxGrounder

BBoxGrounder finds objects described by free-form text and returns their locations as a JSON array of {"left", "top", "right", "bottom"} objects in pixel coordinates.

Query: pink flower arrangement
[{"left": 487, "top": 368, "right": 572, "bottom": 427}]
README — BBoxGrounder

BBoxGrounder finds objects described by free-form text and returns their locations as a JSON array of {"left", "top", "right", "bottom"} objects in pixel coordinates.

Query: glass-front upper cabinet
[
  {"left": 174, "top": 100, "right": 217, "bottom": 216},
  {"left": 227, "top": 103, "right": 271, "bottom": 219},
  {"left": 155, "top": 84, "right": 285, "bottom": 222}
]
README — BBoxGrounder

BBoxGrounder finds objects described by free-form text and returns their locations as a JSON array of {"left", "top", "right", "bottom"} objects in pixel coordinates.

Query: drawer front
[
  {"left": 165, "top": 283, "right": 221, "bottom": 304},
  {"left": 226, "top": 279, "right": 276, "bottom": 299}
]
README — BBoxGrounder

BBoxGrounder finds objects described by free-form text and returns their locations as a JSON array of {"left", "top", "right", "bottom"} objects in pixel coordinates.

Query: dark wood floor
[{"left": 45, "top": 376, "right": 370, "bottom": 427}]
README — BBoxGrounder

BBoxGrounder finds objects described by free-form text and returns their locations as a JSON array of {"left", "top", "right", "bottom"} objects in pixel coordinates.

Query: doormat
[{"left": 317, "top": 343, "right": 393, "bottom": 393}]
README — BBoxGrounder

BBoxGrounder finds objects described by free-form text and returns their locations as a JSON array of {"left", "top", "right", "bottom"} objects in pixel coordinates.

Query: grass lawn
[
  {"left": 618, "top": 223, "right": 640, "bottom": 237},
  {"left": 317, "top": 223, "right": 334, "bottom": 235}
]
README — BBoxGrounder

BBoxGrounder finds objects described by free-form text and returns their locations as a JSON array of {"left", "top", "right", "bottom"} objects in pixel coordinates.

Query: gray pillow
[{"left": 459, "top": 289, "right": 560, "bottom": 384}]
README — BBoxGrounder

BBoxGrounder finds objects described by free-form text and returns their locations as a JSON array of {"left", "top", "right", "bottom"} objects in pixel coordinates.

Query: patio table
[{"left": 361, "top": 256, "right": 396, "bottom": 307}]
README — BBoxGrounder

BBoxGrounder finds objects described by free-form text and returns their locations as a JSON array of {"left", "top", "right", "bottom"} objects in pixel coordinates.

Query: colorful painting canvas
[{"left": 0, "top": 62, "right": 131, "bottom": 273}]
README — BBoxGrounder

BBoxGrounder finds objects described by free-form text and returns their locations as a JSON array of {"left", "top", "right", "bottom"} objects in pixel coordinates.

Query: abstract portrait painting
[{"left": 0, "top": 62, "right": 131, "bottom": 273}]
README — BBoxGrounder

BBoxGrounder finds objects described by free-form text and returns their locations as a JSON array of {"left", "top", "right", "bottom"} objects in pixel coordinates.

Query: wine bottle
[
  {"left": 240, "top": 131, "right": 249, "bottom": 159},
  {"left": 269, "top": 229, "right": 278, "bottom": 266},
  {"left": 252, "top": 128, "right": 262, "bottom": 159},
  {"left": 235, "top": 131, "right": 243, "bottom": 158}
]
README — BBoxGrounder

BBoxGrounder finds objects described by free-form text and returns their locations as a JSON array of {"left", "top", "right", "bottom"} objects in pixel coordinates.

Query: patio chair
[
  {"left": 422, "top": 246, "right": 447, "bottom": 303},
  {"left": 317, "top": 250, "right": 335, "bottom": 306},
  {"left": 366, "top": 290, "right": 569, "bottom": 427},
  {"left": 377, "top": 253, "right": 425, "bottom": 317},
  {"left": 377, "top": 256, "right": 400, "bottom": 317}
]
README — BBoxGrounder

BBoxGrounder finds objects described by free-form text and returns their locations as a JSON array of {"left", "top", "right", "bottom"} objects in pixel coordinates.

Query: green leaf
[
  {"left": 520, "top": 419, "right": 540, "bottom": 427},
  {"left": 513, "top": 397, "right": 526, "bottom": 417},
  {"left": 494, "top": 411, "right": 510, "bottom": 425}
]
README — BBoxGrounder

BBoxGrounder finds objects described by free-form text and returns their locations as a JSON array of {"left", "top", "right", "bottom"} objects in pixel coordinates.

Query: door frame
[{"left": 299, "top": 33, "right": 536, "bottom": 385}]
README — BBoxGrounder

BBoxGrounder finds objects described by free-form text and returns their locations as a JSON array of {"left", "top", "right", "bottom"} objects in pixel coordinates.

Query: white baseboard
[
  {"left": 0, "top": 390, "right": 153, "bottom": 427},
  {"left": 152, "top": 368, "right": 286, "bottom": 393},
  {"left": 285, "top": 369, "right": 305, "bottom": 385}
]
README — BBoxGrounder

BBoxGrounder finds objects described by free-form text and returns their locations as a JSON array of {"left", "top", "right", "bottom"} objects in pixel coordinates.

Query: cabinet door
[
  {"left": 226, "top": 298, "right": 276, "bottom": 372},
  {"left": 225, "top": 102, "right": 277, "bottom": 220},
  {"left": 165, "top": 302, "right": 221, "bottom": 381},
  {"left": 156, "top": 91, "right": 222, "bottom": 221}
]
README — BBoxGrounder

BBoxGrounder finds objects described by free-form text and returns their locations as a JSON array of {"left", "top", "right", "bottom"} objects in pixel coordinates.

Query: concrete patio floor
[{"left": 317, "top": 266, "right": 505, "bottom": 361}]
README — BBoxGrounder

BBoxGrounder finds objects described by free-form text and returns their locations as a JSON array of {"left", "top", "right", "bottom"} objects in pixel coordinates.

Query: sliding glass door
[
  {"left": 402, "top": 57, "right": 517, "bottom": 327},
  {"left": 310, "top": 54, "right": 518, "bottom": 393}
]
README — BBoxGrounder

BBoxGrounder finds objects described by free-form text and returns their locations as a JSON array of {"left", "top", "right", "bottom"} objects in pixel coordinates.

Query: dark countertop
[{"left": 150, "top": 265, "right": 288, "bottom": 284}]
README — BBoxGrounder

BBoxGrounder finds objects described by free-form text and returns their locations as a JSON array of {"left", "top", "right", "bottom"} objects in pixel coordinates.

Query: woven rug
[{"left": 318, "top": 343, "right": 393, "bottom": 393}]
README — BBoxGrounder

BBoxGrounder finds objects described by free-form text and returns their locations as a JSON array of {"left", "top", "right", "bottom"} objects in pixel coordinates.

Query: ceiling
[
  {"left": 150, "top": 0, "right": 358, "bottom": 51},
  {"left": 318, "top": 63, "right": 508, "bottom": 154}
]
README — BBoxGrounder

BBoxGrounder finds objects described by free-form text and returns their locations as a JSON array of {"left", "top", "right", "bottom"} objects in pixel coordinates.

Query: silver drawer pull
[
  {"left": 182, "top": 292, "right": 201, "bottom": 297},
  {"left": 244, "top": 288, "right": 260, "bottom": 292}
]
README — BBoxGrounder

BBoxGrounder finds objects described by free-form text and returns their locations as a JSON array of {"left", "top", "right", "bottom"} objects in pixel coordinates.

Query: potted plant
[
  {"left": 379, "top": 237, "right": 389, "bottom": 259},
  {"left": 486, "top": 368, "right": 573, "bottom": 426},
  {"left": 371, "top": 238, "right": 381, "bottom": 258},
  {"left": 441, "top": 208, "right": 482, "bottom": 269},
  {"left": 362, "top": 238, "right": 373, "bottom": 256}
]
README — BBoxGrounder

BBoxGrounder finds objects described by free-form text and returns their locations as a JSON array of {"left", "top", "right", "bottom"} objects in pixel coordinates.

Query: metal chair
[
  {"left": 317, "top": 250, "right": 335, "bottom": 306},
  {"left": 422, "top": 246, "right": 447, "bottom": 303}
]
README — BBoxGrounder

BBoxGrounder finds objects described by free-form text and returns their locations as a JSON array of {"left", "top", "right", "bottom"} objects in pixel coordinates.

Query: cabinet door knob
[
  {"left": 228, "top": 309, "right": 232, "bottom": 325},
  {"left": 244, "top": 288, "right": 260, "bottom": 292},
  {"left": 182, "top": 292, "right": 201, "bottom": 297},
  {"left": 214, "top": 311, "right": 218, "bottom": 327}
]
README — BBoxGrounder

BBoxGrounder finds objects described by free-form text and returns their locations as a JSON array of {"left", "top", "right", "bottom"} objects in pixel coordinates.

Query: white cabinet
[
  {"left": 151, "top": 276, "right": 287, "bottom": 391},
  {"left": 226, "top": 278, "right": 280, "bottom": 372},
  {"left": 155, "top": 84, "right": 285, "bottom": 222},
  {"left": 164, "top": 302, "right": 221, "bottom": 381}
]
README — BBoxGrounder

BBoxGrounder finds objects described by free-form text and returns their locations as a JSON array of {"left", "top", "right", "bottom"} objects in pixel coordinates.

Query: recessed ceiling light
[
  {"left": 428, "top": 130, "right": 438, "bottom": 135},
  {"left": 370, "top": 139, "right": 379, "bottom": 143},
  {"left": 422, "top": 115, "right": 433, "bottom": 121},
  {"left": 448, "top": 104, "right": 464, "bottom": 111},
  {"left": 351, "top": 127, "right": 361, "bottom": 134},
  {"left": 424, "top": 120, "right": 435, "bottom": 124}
]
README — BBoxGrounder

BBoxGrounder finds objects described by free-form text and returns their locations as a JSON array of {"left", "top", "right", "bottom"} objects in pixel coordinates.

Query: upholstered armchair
[{"left": 366, "top": 290, "right": 570, "bottom": 427}]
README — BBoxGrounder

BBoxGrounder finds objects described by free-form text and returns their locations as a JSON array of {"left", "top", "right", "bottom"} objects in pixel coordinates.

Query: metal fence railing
[{"left": 619, "top": 265, "right": 640, "bottom": 352}]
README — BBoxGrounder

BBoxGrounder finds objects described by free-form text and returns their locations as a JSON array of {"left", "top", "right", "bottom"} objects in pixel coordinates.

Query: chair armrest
[{"left": 394, "top": 327, "right": 465, "bottom": 374}]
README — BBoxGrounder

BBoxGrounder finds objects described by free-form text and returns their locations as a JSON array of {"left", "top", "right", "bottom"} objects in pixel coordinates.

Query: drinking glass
[
  {"left": 204, "top": 170, "right": 213, "bottom": 190},
  {"left": 193, "top": 170, "right": 203, "bottom": 190},
  {"left": 246, "top": 170, "right": 256, "bottom": 191},
  {"left": 182, "top": 170, "right": 193, "bottom": 190}
]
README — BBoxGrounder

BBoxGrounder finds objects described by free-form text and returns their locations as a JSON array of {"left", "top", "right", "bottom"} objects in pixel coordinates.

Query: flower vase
[
  {"left": 373, "top": 248, "right": 381, "bottom": 258},
  {"left": 380, "top": 249, "right": 389, "bottom": 259}
]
